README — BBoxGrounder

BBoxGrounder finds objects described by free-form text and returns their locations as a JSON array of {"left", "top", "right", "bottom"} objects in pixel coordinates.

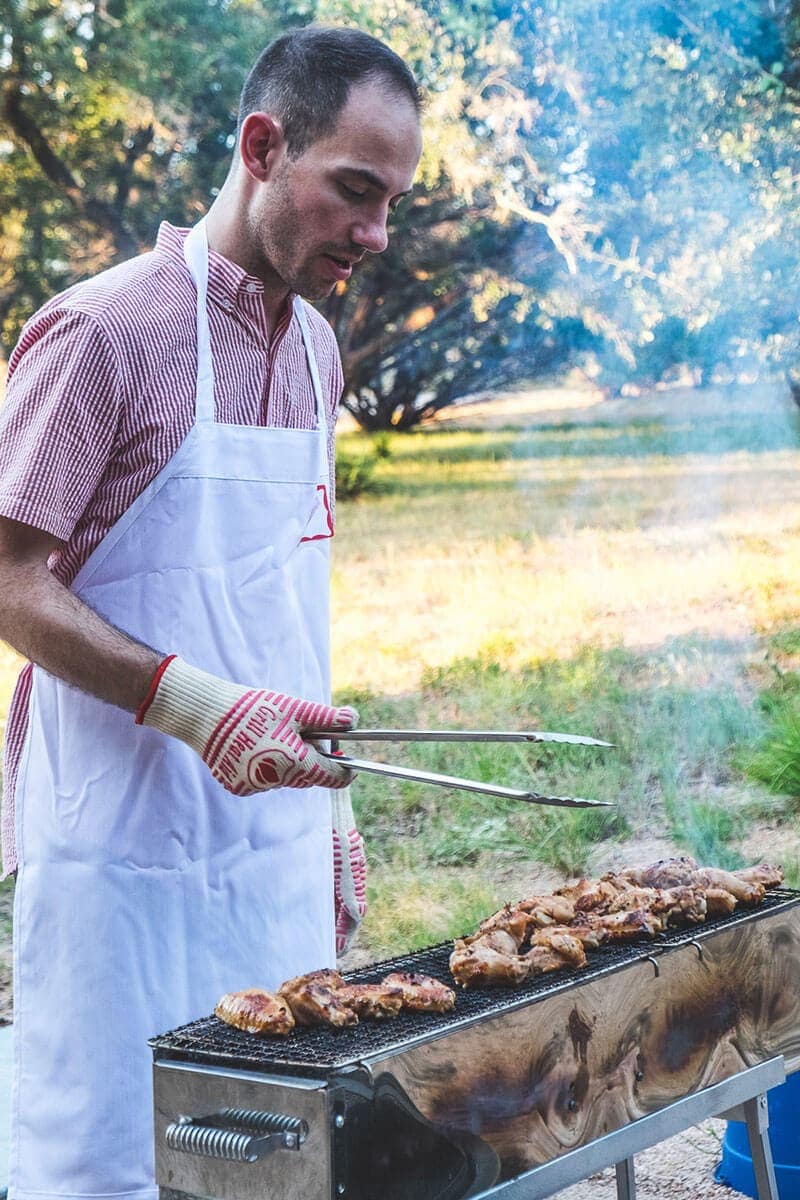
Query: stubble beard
[{"left": 255, "top": 168, "right": 335, "bottom": 302}]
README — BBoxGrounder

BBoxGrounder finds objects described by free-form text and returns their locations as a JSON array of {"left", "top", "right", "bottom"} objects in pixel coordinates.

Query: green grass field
[
  {"left": 1, "top": 378, "right": 799, "bottom": 966},
  {"left": 329, "top": 380, "right": 800, "bottom": 956}
]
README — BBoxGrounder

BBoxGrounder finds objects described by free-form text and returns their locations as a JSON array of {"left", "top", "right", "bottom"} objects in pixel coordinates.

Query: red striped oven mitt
[
  {"left": 137, "top": 656, "right": 357, "bottom": 796},
  {"left": 332, "top": 786, "right": 367, "bottom": 954}
]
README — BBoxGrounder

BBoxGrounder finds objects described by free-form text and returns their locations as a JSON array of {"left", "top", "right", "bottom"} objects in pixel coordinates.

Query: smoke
[{"left": 499, "top": 0, "right": 800, "bottom": 393}]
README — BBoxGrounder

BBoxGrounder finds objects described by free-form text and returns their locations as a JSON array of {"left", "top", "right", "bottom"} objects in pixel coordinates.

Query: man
[{"left": 0, "top": 25, "right": 422, "bottom": 1200}]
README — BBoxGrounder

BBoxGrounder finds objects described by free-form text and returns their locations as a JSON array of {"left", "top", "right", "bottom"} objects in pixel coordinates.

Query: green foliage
[
  {"left": 370, "top": 431, "right": 393, "bottom": 460},
  {"left": 349, "top": 638, "right": 759, "bottom": 879},
  {"left": 0, "top": 0, "right": 285, "bottom": 345},
  {"left": 667, "top": 801, "right": 745, "bottom": 871},
  {"left": 334, "top": 449, "right": 381, "bottom": 499},
  {"left": 766, "top": 628, "right": 800, "bottom": 658},
  {"left": 747, "top": 690, "right": 800, "bottom": 801},
  {"left": 363, "top": 863, "right": 499, "bottom": 955},
  {"left": 4, "top": 0, "right": 800, "bottom": 411}
]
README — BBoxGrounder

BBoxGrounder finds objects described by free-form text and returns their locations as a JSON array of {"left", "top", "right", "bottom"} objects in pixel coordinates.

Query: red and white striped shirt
[{"left": 0, "top": 222, "right": 344, "bottom": 874}]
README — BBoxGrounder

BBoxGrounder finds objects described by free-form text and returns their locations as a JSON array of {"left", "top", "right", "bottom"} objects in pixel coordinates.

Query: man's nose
[{"left": 352, "top": 211, "right": 389, "bottom": 255}]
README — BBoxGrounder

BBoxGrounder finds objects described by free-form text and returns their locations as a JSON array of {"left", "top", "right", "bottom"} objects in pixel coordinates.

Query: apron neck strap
[
  {"left": 183, "top": 219, "right": 328, "bottom": 440},
  {"left": 183, "top": 220, "right": 215, "bottom": 424},
  {"left": 293, "top": 296, "right": 328, "bottom": 440}
]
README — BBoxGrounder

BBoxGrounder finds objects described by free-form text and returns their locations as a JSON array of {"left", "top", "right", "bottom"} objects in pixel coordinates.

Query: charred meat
[{"left": 214, "top": 988, "right": 295, "bottom": 1036}]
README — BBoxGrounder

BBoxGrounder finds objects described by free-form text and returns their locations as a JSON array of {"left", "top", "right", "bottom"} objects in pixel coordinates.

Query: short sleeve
[{"left": 0, "top": 309, "right": 123, "bottom": 540}]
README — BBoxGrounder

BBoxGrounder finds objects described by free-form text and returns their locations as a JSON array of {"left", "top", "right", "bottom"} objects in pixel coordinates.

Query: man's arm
[
  {"left": 0, "top": 515, "right": 161, "bottom": 711},
  {"left": 0, "top": 515, "right": 356, "bottom": 795}
]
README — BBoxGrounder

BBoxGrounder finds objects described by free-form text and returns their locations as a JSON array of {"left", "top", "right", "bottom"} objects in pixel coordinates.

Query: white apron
[{"left": 9, "top": 220, "right": 336, "bottom": 1200}]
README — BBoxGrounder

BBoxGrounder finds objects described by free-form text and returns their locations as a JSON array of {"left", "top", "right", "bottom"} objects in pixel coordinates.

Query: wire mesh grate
[{"left": 149, "top": 888, "right": 800, "bottom": 1077}]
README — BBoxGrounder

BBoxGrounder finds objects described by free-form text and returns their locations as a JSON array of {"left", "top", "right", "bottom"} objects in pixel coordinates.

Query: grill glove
[
  {"left": 333, "top": 785, "right": 367, "bottom": 954},
  {"left": 136, "top": 655, "right": 357, "bottom": 796}
]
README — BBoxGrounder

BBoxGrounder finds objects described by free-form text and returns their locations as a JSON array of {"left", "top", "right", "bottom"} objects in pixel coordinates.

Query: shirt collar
[{"left": 156, "top": 221, "right": 270, "bottom": 312}]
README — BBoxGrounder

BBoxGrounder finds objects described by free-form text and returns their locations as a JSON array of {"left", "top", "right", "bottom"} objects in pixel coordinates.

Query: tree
[
  {"left": 0, "top": 0, "right": 284, "bottom": 348},
  {"left": 3, "top": 0, "right": 800, "bottom": 421}
]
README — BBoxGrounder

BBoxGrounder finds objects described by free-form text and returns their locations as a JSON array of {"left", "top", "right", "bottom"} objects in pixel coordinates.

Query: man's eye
[{"left": 340, "top": 183, "right": 366, "bottom": 200}]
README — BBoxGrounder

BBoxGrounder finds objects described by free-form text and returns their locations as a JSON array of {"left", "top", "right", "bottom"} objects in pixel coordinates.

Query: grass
[
  {"left": 343, "top": 638, "right": 762, "bottom": 952},
  {"left": 743, "top": 629, "right": 800, "bottom": 804},
  {"left": 2, "top": 379, "right": 800, "bottom": 962},
  {"left": 330, "top": 382, "right": 800, "bottom": 955}
]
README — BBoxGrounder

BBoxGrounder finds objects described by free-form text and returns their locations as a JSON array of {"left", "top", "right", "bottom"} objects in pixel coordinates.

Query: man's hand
[
  {"left": 333, "top": 787, "right": 367, "bottom": 953},
  {"left": 137, "top": 656, "right": 357, "bottom": 796}
]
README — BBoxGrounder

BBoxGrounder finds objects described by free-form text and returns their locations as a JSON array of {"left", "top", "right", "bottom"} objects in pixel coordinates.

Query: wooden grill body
[{"left": 152, "top": 892, "right": 800, "bottom": 1200}]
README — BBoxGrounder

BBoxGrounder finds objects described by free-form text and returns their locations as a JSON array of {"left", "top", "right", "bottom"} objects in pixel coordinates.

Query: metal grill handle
[{"left": 166, "top": 1107, "right": 308, "bottom": 1163}]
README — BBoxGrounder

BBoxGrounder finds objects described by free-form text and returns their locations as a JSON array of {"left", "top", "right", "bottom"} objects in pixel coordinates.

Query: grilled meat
[
  {"left": 277, "top": 971, "right": 358, "bottom": 1028},
  {"left": 571, "top": 908, "right": 664, "bottom": 941},
  {"left": 620, "top": 856, "right": 700, "bottom": 889},
  {"left": 525, "top": 945, "right": 585, "bottom": 975},
  {"left": 463, "top": 929, "right": 521, "bottom": 955},
  {"left": 475, "top": 906, "right": 532, "bottom": 944},
  {"left": 214, "top": 988, "right": 295, "bottom": 1036},
  {"left": 544, "top": 921, "right": 605, "bottom": 950},
  {"left": 337, "top": 983, "right": 404, "bottom": 1020},
  {"left": 450, "top": 857, "right": 783, "bottom": 990},
  {"left": 705, "top": 887, "right": 738, "bottom": 917},
  {"left": 691, "top": 868, "right": 764, "bottom": 904},
  {"left": 530, "top": 929, "right": 587, "bottom": 967},
  {"left": 556, "top": 878, "right": 601, "bottom": 904},
  {"left": 574, "top": 880, "right": 624, "bottom": 914},
  {"left": 608, "top": 885, "right": 707, "bottom": 925},
  {"left": 735, "top": 863, "right": 784, "bottom": 888},
  {"left": 449, "top": 940, "right": 530, "bottom": 988},
  {"left": 383, "top": 971, "right": 456, "bottom": 1012},
  {"left": 516, "top": 894, "right": 577, "bottom": 925}
]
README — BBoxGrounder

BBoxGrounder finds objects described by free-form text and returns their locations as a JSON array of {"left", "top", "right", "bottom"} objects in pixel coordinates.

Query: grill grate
[{"left": 150, "top": 888, "right": 800, "bottom": 1077}]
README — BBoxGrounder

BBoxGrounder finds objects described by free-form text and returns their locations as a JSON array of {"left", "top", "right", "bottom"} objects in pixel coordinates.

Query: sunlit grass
[
  {"left": 2, "top": 381, "right": 799, "bottom": 961},
  {"left": 363, "top": 864, "right": 500, "bottom": 955}
]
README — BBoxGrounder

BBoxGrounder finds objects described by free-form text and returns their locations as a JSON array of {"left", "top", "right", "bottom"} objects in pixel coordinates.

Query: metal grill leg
[
  {"left": 615, "top": 1157, "right": 636, "bottom": 1200},
  {"left": 743, "top": 1094, "right": 779, "bottom": 1200}
]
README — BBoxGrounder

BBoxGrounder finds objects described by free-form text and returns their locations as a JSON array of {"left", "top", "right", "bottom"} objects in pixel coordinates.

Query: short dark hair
[{"left": 237, "top": 25, "right": 422, "bottom": 158}]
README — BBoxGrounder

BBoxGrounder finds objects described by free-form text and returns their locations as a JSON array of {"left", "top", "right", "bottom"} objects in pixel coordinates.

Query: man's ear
[{"left": 238, "top": 112, "right": 286, "bottom": 182}]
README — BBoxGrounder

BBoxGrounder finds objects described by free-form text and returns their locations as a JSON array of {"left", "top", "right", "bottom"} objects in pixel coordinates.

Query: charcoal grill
[{"left": 152, "top": 889, "right": 800, "bottom": 1200}]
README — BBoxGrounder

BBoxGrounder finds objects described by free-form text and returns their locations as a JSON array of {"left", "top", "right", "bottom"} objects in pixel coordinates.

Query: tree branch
[{"left": 2, "top": 82, "right": 141, "bottom": 258}]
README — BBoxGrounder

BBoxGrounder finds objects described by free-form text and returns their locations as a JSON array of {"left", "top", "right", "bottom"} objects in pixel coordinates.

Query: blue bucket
[{"left": 715, "top": 1073, "right": 800, "bottom": 1198}]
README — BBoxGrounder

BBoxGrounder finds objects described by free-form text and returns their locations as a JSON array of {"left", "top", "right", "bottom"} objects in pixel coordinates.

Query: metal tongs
[{"left": 308, "top": 727, "right": 614, "bottom": 809}]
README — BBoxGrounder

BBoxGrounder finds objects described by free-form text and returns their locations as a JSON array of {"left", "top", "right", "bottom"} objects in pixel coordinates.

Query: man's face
[{"left": 250, "top": 79, "right": 422, "bottom": 300}]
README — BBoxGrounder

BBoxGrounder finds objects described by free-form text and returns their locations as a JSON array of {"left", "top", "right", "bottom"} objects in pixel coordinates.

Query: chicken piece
[
  {"left": 734, "top": 863, "right": 784, "bottom": 889},
  {"left": 574, "top": 879, "right": 627, "bottom": 915},
  {"left": 530, "top": 929, "right": 587, "bottom": 967},
  {"left": 382, "top": 971, "right": 456, "bottom": 1012},
  {"left": 608, "top": 885, "right": 707, "bottom": 926},
  {"left": 475, "top": 906, "right": 532, "bottom": 946},
  {"left": 463, "top": 929, "right": 520, "bottom": 956},
  {"left": 556, "top": 878, "right": 596, "bottom": 903},
  {"left": 576, "top": 908, "right": 664, "bottom": 941},
  {"left": 449, "top": 941, "right": 529, "bottom": 988},
  {"left": 621, "top": 856, "right": 700, "bottom": 889},
  {"left": 337, "top": 983, "right": 404, "bottom": 1020},
  {"left": 600, "top": 871, "right": 640, "bottom": 892},
  {"left": 516, "top": 894, "right": 577, "bottom": 925},
  {"left": 525, "top": 944, "right": 586, "bottom": 975},
  {"left": 214, "top": 988, "right": 296, "bottom": 1036},
  {"left": 690, "top": 868, "right": 764, "bottom": 904},
  {"left": 551, "top": 920, "right": 606, "bottom": 949},
  {"left": 705, "top": 887, "right": 738, "bottom": 917},
  {"left": 278, "top": 970, "right": 358, "bottom": 1028}
]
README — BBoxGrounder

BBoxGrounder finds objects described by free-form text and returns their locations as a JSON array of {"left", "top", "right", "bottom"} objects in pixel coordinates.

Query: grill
[{"left": 152, "top": 889, "right": 800, "bottom": 1200}]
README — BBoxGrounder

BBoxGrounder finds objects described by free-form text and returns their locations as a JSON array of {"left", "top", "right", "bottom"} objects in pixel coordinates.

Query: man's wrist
[{"left": 136, "top": 655, "right": 247, "bottom": 756}]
